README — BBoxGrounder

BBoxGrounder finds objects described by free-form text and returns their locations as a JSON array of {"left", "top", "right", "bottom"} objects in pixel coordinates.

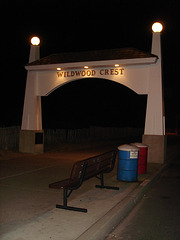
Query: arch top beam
[
  {"left": 26, "top": 48, "right": 157, "bottom": 71},
  {"left": 26, "top": 47, "right": 158, "bottom": 96}
]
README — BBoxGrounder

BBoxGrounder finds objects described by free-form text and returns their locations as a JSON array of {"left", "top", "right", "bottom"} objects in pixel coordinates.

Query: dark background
[{"left": 1, "top": 1, "right": 179, "bottom": 130}]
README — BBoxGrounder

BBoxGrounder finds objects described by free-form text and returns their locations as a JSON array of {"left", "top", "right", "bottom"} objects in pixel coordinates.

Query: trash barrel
[
  {"left": 131, "top": 143, "right": 148, "bottom": 174},
  {"left": 117, "top": 144, "right": 140, "bottom": 182}
]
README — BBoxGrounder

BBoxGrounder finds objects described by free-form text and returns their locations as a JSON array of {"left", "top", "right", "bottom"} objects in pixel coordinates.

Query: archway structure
[{"left": 19, "top": 27, "right": 166, "bottom": 163}]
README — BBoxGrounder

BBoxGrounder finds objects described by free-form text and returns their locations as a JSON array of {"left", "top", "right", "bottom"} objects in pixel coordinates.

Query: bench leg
[
  {"left": 95, "top": 173, "right": 119, "bottom": 190},
  {"left": 56, "top": 204, "right": 87, "bottom": 213},
  {"left": 56, "top": 189, "right": 87, "bottom": 213}
]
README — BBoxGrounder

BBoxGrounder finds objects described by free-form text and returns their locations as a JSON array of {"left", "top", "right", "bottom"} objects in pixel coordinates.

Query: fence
[
  {"left": 0, "top": 126, "right": 143, "bottom": 150},
  {"left": 0, "top": 126, "right": 20, "bottom": 150},
  {"left": 43, "top": 127, "right": 143, "bottom": 147}
]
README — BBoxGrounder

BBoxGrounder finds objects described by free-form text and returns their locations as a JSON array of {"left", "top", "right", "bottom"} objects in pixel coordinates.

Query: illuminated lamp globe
[
  {"left": 31, "top": 36, "right": 40, "bottom": 46},
  {"left": 152, "top": 22, "right": 163, "bottom": 32}
]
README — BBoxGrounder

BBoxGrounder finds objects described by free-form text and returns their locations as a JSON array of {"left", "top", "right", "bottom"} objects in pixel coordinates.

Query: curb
[{"left": 76, "top": 161, "right": 170, "bottom": 240}]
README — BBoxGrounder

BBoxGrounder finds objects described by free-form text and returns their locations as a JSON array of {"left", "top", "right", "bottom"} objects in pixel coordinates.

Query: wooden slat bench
[{"left": 49, "top": 150, "right": 119, "bottom": 213}]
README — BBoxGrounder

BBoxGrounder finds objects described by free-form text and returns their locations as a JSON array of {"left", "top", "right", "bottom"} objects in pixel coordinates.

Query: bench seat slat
[{"left": 49, "top": 178, "right": 80, "bottom": 189}]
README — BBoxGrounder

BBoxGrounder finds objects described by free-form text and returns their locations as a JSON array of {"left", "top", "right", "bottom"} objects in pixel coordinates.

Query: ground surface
[
  {"left": 0, "top": 136, "right": 179, "bottom": 239},
  {"left": 106, "top": 155, "right": 180, "bottom": 240}
]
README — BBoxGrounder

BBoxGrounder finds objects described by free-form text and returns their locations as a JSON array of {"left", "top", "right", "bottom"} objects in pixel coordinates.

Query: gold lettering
[
  {"left": 57, "top": 69, "right": 123, "bottom": 78},
  {"left": 57, "top": 71, "right": 64, "bottom": 77},
  {"left": 87, "top": 70, "right": 91, "bottom": 76},
  {"left": 100, "top": 69, "right": 104, "bottom": 75},
  {"left": 67, "top": 71, "right": 71, "bottom": 77},
  {"left": 82, "top": 71, "right": 86, "bottom": 76},
  {"left": 119, "top": 68, "right": 124, "bottom": 75},
  {"left": 75, "top": 71, "right": 81, "bottom": 76},
  {"left": 114, "top": 69, "right": 119, "bottom": 75},
  {"left": 110, "top": 69, "right": 114, "bottom": 75},
  {"left": 105, "top": 69, "right": 109, "bottom": 75},
  {"left": 71, "top": 71, "right": 75, "bottom": 77},
  {"left": 92, "top": 70, "right": 96, "bottom": 76}
]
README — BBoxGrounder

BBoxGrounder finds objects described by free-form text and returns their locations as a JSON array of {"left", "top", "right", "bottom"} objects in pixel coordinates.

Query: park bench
[{"left": 49, "top": 150, "right": 119, "bottom": 213}]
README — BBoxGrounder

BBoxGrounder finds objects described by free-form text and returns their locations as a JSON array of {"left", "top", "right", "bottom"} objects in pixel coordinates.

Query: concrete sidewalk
[{"left": 0, "top": 137, "right": 180, "bottom": 240}]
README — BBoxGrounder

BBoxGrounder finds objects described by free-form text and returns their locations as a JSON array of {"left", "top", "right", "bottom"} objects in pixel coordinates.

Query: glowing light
[
  {"left": 152, "top": 22, "right": 163, "bottom": 32},
  {"left": 115, "top": 64, "right": 119, "bottom": 67},
  {"left": 57, "top": 67, "right": 61, "bottom": 71},
  {"left": 31, "top": 36, "right": 40, "bottom": 45},
  {"left": 84, "top": 66, "right": 89, "bottom": 69}
]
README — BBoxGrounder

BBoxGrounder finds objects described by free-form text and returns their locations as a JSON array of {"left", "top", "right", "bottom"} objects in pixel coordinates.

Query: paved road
[{"left": 106, "top": 156, "right": 180, "bottom": 240}]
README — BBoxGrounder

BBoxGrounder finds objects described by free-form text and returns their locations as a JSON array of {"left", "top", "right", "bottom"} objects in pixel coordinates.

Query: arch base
[
  {"left": 142, "top": 134, "right": 167, "bottom": 164},
  {"left": 19, "top": 130, "right": 44, "bottom": 154}
]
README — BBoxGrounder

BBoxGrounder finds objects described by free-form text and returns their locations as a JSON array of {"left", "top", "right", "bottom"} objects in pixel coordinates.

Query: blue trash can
[{"left": 117, "top": 144, "right": 140, "bottom": 182}]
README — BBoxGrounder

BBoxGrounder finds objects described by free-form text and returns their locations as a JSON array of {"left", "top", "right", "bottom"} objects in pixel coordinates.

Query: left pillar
[{"left": 19, "top": 38, "right": 44, "bottom": 153}]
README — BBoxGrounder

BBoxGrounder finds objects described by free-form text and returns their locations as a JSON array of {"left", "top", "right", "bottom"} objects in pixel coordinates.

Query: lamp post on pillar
[
  {"left": 29, "top": 36, "right": 40, "bottom": 62},
  {"left": 143, "top": 22, "right": 167, "bottom": 164},
  {"left": 19, "top": 36, "right": 44, "bottom": 153}
]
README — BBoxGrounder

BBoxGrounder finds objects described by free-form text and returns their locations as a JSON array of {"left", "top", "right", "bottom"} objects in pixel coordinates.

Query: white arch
[{"left": 20, "top": 32, "right": 166, "bottom": 164}]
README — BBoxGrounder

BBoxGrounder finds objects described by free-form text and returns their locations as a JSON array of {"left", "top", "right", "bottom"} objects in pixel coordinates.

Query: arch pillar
[
  {"left": 142, "top": 31, "right": 167, "bottom": 163},
  {"left": 19, "top": 45, "right": 44, "bottom": 153}
]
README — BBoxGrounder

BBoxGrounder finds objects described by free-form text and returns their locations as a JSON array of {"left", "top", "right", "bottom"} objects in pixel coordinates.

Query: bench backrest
[
  {"left": 83, "top": 150, "right": 116, "bottom": 180},
  {"left": 70, "top": 150, "right": 117, "bottom": 182}
]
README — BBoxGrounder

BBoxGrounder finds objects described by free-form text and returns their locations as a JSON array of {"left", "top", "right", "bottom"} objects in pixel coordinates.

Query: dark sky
[{"left": 1, "top": 1, "right": 179, "bottom": 129}]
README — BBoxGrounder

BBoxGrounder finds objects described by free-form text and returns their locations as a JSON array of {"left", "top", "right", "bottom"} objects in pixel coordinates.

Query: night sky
[{"left": 1, "top": 1, "right": 179, "bottom": 130}]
